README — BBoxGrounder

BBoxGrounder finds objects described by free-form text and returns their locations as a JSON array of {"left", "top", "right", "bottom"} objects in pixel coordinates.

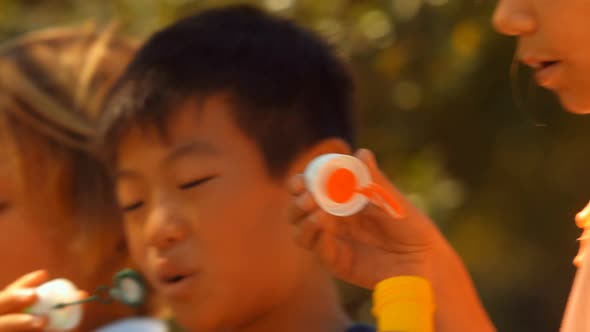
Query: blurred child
[
  {"left": 295, "top": 0, "right": 590, "bottom": 331},
  {"left": 0, "top": 25, "right": 141, "bottom": 331}
]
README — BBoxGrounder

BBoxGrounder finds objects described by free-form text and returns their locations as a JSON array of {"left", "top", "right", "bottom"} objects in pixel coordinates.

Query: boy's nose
[
  {"left": 145, "top": 203, "right": 188, "bottom": 250},
  {"left": 492, "top": 0, "right": 536, "bottom": 36}
]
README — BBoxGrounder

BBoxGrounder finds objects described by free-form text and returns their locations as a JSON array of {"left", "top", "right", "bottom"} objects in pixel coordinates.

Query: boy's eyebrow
[
  {"left": 164, "top": 141, "right": 218, "bottom": 166},
  {"left": 115, "top": 141, "right": 217, "bottom": 180}
]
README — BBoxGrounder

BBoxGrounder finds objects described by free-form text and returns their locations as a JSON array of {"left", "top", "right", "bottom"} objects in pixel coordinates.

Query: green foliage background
[{"left": 3, "top": 1, "right": 590, "bottom": 331}]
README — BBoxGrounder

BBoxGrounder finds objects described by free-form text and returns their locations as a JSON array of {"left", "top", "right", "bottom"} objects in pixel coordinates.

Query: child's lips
[
  {"left": 153, "top": 261, "right": 198, "bottom": 298},
  {"left": 534, "top": 61, "right": 562, "bottom": 88},
  {"left": 157, "top": 272, "right": 198, "bottom": 299},
  {"left": 519, "top": 56, "right": 563, "bottom": 88}
]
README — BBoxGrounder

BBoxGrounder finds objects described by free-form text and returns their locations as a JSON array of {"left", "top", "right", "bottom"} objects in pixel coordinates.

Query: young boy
[
  {"left": 97, "top": 5, "right": 368, "bottom": 331},
  {"left": 97, "top": 5, "right": 492, "bottom": 332}
]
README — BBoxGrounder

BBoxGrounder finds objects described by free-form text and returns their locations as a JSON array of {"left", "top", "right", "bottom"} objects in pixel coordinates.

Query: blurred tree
[{"left": 2, "top": 1, "right": 590, "bottom": 331}]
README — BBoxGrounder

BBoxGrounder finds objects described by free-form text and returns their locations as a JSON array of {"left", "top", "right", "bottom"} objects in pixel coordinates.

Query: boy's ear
[{"left": 287, "top": 138, "right": 352, "bottom": 176}]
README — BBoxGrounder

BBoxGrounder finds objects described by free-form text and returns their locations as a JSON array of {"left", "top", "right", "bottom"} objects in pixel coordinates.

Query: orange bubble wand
[{"left": 305, "top": 154, "right": 405, "bottom": 218}]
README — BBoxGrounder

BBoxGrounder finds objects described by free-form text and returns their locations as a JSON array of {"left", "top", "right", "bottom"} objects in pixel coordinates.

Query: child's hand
[
  {"left": 576, "top": 201, "right": 590, "bottom": 229},
  {"left": 288, "top": 149, "right": 442, "bottom": 289},
  {"left": 0, "top": 270, "right": 48, "bottom": 331},
  {"left": 574, "top": 201, "right": 590, "bottom": 267}
]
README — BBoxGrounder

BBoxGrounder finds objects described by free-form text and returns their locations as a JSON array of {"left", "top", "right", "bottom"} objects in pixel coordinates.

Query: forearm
[{"left": 431, "top": 238, "right": 496, "bottom": 332}]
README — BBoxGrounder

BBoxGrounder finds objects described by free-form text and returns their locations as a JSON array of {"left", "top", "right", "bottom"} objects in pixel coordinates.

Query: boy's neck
[{"left": 235, "top": 263, "right": 351, "bottom": 332}]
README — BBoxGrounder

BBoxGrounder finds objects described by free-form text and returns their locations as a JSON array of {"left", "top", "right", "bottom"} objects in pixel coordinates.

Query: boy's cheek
[{"left": 124, "top": 228, "right": 148, "bottom": 266}]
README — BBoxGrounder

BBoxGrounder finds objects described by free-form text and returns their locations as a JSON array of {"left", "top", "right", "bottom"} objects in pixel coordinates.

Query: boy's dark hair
[{"left": 99, "top": 4, "right": 356, "bottom": 178}]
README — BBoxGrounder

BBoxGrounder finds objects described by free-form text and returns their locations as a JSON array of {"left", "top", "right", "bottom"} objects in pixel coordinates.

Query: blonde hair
[{"left": 0, "top": 23, "right": 138, "bottom": 263}]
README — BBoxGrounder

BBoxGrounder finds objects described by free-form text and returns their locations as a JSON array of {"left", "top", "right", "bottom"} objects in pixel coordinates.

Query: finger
[
  {"left": 318, "top": 204, "right": 390, "bottom": 247},
  {"left": 77, "top": 290, "right": 89, "bottom": 299},
  {"left": 287, "top": 174, "right": 306, "bottom": 196},
  {"left": 355, "top": 149, "right": 388, "bottom": 184},
  {"left": 6, "top": 271, "right": 48, "bottom": 291},
  {"left": 0, "top": 289, "right": 37, "bottom": 315},
  {"left": 317, "top": 234, "right": 354, "bottom": 279},
  {"left": 359, "top": 202, "right": 407, "bottom": 243},
  {"left": 315, "top": 230, "right": 338, "bottom": 267},
  {"left": 319, "top": 213, "right": 355, "bottom": 241},
  {"left": 314, "top": 218, "right": 354, "bottom": 261},
  {"left": 0, "top": 314, "right": 47, "bottom": 331},
  {"left": 294, "top": 210, "right": 326, "bottom": 250},
  {"left": 576, "top": 201, "right": 590, "bottom": 228},
  {"left": 307, "top": 213, "right": 361, "bottom": 269},
  {"left": 356, "top": 148, "right": 413, "bottom": 217},
  {"left": 288, "top": 192, "right": 318, "bottom": 226},
  {"left": 75, "top": 290, "right": 89, "bottom": 312},
  {"left": 295, "top": 192, "right": 318, "bottom": 216},
  {"left": 355, "top": 148, "right": 403, "bottom": 196}
]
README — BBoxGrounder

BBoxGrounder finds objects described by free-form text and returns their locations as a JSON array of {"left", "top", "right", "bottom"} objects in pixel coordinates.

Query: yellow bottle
[{"left": 372, "top": 276, "right": 435, "bottom": 332}]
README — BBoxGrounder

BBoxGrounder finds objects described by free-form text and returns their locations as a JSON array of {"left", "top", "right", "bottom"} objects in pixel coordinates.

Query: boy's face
[{"left": 115, "top": 96, "right": 314, "bottom": 330}]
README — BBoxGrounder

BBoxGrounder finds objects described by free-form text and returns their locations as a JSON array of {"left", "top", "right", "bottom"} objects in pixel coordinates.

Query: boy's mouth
[
  {"left": 153, "top": 261, "right": 198, "bottom": 298},
  {"left": 158, "top": 267, "right": 196, "bottom": 284},
  {"left": 163, "top": 274, "right": 189, "bottom": 284},
  {"left": 157, "top": 272, "right": 197, "bottom": 299},
  {"left": 534, "top": 61, "right": 562, "bottom": 88},
  {"left": 520, "top": 56, "right": 563, "bottom": 88},
  {"left": 519, "top": 55, "right": 561, "bottom": 71}
]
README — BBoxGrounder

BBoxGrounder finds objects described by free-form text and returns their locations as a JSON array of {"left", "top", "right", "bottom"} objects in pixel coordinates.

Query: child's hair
[
  {"left": 99, "top": 4, "right": 356, "bottom": 178},
  {"left": 0, "top": 24, "right": 137, "bottom": 244}
]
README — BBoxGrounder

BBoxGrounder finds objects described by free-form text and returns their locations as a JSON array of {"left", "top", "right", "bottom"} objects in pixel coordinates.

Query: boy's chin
[
  {"left": 168, "top": 300, "right": 225, "bottom": 331},
  {"left": 558, "top": 89, "right": 590, "bottom": 115},
  {"left": 169, "top": 295, "right": 267, "bottom": 332}
]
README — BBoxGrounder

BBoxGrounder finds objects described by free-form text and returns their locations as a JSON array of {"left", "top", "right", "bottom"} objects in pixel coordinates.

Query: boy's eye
[
  {"left": 121, "top": 201, "right": 144, "bottom": 213},
  {"left": 179, "top": 176, "right": 216, "bottom": 190}
]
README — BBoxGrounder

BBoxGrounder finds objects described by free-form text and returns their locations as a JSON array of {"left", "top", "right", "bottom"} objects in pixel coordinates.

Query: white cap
[
  {"left": 28, "top": 279, "right": 83, "bottom": 331},
  {"left": 95, "top": 318, "right": 168, "bottom": 332},
  {"left": 304, "top": 153, "right": 371, "bottom": 216}
]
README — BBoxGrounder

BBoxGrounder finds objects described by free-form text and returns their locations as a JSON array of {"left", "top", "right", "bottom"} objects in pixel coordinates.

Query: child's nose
[
  {"left": 145, "top": 203, "right": 188, "bottom": 250},
  {"left": 492, "top": 0, "right": 536, "bottom": 36}
]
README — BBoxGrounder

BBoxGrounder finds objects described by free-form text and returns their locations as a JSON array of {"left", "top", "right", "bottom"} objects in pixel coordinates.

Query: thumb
[{"left": 354, "top": 148, "right": 393, "bottom": 188}]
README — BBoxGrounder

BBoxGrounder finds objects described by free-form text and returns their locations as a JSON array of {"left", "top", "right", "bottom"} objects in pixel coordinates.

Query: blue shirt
[{"left": 346, "top": 323, "right": 376, "bottom": 332}]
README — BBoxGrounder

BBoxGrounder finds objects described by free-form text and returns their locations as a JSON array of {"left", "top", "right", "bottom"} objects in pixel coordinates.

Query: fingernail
[
  {"left": 366, "top": 149, "right": 376, "bottom": 163},
  {"left": 308, "top": 212, "right": 319, "bottom": 224},
  {"left": 296, "top": 194, "right": 314, "bottom": 211},
  {"left": 289, "top": 175, "right": 304, "bottom": 191},
  {"left": 30, "top": 316, "right": 46, "bottom": 328},
  {"left": 15, "top": 289, "right": 36, "bottom": 301}
]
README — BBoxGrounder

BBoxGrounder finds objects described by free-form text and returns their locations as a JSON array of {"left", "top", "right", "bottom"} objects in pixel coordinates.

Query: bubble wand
[
  {"left": 304, "top": 153, "right": 405, "bottom": 218},
  {"left": 27, "top": 269, "right": 147, "bottom": 331}
]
